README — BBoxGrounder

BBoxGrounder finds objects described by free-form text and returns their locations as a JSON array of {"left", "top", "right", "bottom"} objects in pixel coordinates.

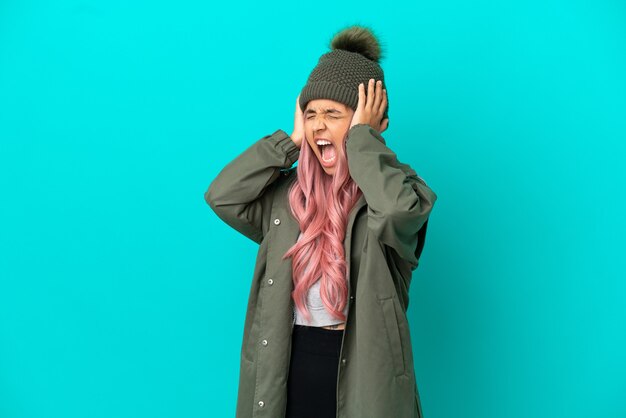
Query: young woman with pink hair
[{"left": 206, "top": 25, "right": 437, "bottom": 418}]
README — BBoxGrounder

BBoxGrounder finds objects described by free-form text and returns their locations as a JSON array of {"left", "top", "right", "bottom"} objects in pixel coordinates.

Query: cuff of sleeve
[
  {"left": 348, "top": 123, "right": 371, "bottom": 133},
  {"left": 270, "top": 129, "right": 300, "bottom": 167},
  {"left": 347, "top": 124, "right": 386, "bottom": 145}
]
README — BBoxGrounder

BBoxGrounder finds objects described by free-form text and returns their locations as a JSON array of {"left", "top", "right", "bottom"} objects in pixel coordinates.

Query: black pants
[{"left": 285, "top": 325, "right": 344, "bottom": 418}]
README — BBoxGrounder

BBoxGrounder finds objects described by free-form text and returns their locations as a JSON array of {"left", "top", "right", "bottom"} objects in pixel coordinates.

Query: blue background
[{"left": 1, "top": 1, "right": 625, "bottom": 417}]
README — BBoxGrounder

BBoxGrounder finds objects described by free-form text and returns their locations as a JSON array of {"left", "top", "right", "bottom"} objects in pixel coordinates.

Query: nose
[{"left": 312, "top": 115, "right": 327, "bottom": 131}]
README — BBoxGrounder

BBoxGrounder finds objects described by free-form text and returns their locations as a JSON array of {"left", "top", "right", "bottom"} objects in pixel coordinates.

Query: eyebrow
[{"left": 304, "top": 108, "right": 343, "bottom": 115}]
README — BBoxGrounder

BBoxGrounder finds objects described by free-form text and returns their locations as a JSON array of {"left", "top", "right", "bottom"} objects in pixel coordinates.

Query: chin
[
  {"left": 321, "top": 166, "right": 336, "bottom": 176},
  {"left": 314, "top": 156, "right": 332, "bottom": 174}
]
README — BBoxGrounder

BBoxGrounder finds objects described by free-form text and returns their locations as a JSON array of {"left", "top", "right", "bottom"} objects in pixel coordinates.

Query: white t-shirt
[{"left": 292, "top": 232, "right": 348, "bottom": 327}]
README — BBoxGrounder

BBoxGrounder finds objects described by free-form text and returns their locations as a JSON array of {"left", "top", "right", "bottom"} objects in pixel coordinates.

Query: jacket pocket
[{"left": 378, "top": 295, "right": 406, "bottom": 377}]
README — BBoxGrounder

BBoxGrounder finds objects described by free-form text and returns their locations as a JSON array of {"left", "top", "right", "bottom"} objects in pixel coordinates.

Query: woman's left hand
[{"left": 349, "top": 78, "right": 389, "bottom": 133}]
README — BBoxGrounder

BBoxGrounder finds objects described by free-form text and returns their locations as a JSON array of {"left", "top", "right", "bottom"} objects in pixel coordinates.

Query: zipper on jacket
[
  {"left": 335, "top": 271, "right": 351, "bottom": 418},
  {"left": 286, "top": 300, "right": 296, "bottom": 390}
]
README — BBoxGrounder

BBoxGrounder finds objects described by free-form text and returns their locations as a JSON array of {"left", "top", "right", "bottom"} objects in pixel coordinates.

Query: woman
[{"left": 205, "top": 25, "right": 437, "bottom": 418}]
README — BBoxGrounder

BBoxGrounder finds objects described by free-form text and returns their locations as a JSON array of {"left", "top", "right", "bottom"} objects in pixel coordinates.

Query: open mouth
[
  {"left": 316, "top": 139, "right": 337, "bottom": 166},
  {"left": 320, "top": 144, "right": 336, "bottom": 163}
]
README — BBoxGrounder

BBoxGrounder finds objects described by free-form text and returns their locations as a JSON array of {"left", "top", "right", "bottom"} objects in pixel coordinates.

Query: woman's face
[{"left": 303, "top": 99, "right": 355, "bottom": 176}]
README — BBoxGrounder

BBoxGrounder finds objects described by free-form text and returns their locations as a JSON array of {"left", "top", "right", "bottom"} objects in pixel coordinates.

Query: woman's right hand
[{"left": 290, "top": 94, "right": 305, "bottom": 149}]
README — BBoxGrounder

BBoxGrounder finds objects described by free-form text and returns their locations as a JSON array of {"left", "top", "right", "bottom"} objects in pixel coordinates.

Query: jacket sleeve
[
  {"left": 345, "top": 123, "right": 437, "bottom": 269},
  {"left": 204, "top": 129, "right": 300, "bottom": 244}
]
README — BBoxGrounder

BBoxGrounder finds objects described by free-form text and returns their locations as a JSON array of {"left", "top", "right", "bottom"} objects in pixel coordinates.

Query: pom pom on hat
[{"left": 329, "top": 25, "right": 384, "bottom": 63}]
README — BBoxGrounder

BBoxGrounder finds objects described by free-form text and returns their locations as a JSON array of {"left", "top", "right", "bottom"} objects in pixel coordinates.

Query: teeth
[{"left": 316, "top": 139, "right": 332, "bottom": 146}]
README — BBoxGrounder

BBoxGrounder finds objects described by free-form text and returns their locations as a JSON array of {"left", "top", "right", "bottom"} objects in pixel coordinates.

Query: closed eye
[{"left": 307, "top": 115, "right": 340, "bottom": 120}]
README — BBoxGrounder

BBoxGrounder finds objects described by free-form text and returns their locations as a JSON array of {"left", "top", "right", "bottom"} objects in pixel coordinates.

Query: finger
[
  {"left": 366, "top": 78, "right": 375, "bottom": 110},
  {"left": 373, "top": 80, "right": 383, "bottom": 113},
  {"left": 378, "top": 88, "right": 388, "bottom": 115},
  {"left": 357, "top": 82, "right": 366, "bottom": 110},
  {"left": 381, "top": 118, "right": 389, "bottom": 132}
]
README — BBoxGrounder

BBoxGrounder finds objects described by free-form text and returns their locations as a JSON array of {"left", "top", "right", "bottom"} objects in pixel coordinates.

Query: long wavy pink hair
[{"left": 281, "top": 134, "right": 363, "bottom": 323}]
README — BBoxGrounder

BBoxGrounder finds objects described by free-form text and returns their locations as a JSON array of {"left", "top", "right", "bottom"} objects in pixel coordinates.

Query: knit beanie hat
[{"left": 299, "top": 25, "right": 389, "bottom": 121}]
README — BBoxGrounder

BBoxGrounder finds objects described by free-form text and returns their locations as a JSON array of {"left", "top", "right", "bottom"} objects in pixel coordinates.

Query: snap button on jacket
[{"left": 205, "top": 124, "right": 437, "bottom": 418}]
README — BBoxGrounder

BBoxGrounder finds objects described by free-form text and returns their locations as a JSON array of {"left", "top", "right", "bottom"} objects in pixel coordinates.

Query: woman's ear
[{"left": 380, "top": 118, "right": 389, "bottom": 133}]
